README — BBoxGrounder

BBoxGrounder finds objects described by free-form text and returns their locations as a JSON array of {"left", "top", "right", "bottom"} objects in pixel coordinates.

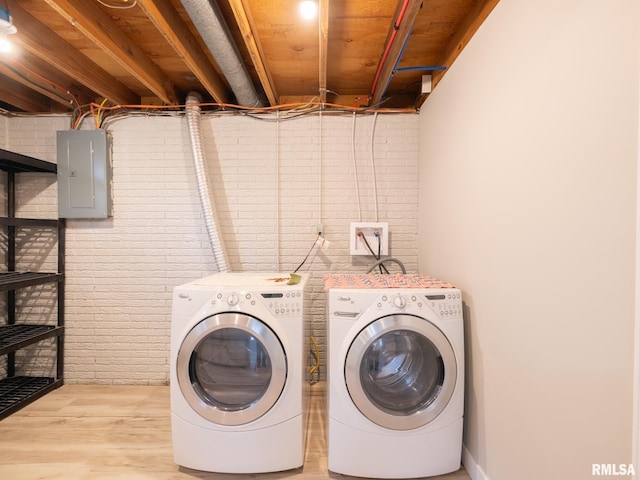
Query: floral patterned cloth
[{"left": 323, "top": 273, "right": 455, "bottom": 290}]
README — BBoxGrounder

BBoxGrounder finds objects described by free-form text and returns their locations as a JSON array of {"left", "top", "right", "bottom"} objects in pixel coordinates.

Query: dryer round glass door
[
  {"left": 177, "top": 312, "right": 287, "bottom": 425},
  {"left": 345, "top": 314, "right": 457, "bottom": 430}
]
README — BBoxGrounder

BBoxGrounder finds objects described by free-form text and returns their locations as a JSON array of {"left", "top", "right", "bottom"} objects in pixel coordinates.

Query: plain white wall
[
  {"left": 3, "top": 112, "right": 420, "bottom": 384},
  {"left": 418, "top": 1, "right": 638, "bottom": 479}
]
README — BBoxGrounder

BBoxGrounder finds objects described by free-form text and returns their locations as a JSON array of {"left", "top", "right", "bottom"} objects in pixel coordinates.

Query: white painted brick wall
[
  {"left": 3, "top": 112, "right": 419, "bottom": 384},
  {"left": 0, "top": 115, "right": 7, "bottom": 149},
  {"left": 1, "top": 116, "right": 68, "bottom": 379}
]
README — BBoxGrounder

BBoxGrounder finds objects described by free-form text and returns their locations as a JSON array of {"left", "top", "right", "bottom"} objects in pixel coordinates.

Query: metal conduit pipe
[
  {"left": 180, "top": 0, "right": 263, "bottom": 108},
  {"left": 185, "top": 92, "right": 230, "bottom": 273}
]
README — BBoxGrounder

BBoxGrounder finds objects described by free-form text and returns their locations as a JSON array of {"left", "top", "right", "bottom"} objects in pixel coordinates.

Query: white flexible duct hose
[{"left": 185, "top": 92, "right": 229, "bottom": 273}]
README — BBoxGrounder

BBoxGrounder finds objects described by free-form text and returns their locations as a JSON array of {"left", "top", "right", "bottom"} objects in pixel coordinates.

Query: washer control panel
[
  {"left": 331, "top": 288, "right": 463, "bottom": 321},
  {"left": 377, "top": 293, "right": 421, "bottom": 310},
  {"left": 425, "top": 291, "right": 462, "bottom": 318},
  {"left": 374, "top": 290, "right": 462, "bottom": 319}
]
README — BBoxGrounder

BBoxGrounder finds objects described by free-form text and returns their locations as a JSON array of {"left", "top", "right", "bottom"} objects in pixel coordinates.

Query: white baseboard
[{"left": 462, "top": 445, "right": 490, "bottom": 480}]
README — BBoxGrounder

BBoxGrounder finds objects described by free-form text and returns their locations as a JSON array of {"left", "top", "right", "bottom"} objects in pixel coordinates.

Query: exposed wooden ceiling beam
[
  {"left": 137, "top": 0, "right": 230, "bottom": 104},
  {"left": 0, "top": 74, "right": 53, "bottom": 112},
  {"left": 0, "top": 61, "right": 67, "bottom": 108},
  {"left": 417, "top": 0, "right": 500, "bottom": 107},
  {"left": 8, "top": 1, "right": 139, "bottom": 107},
  {"left": 43, "top": 0, "right": 178, "bottom": 105},
  {"left": 318, "top": 0, "right": 329, "bottom": 104},
  {"left": 0, "top": 52, "right": 95, "bottom": 110},
  {"left": 433, "top": 0, "right": 499, "bottom": 89},
  {"left": 0, "top": 0, "right": 497, "bottom": 113},
  {"left": 227, "top": 0, "right": 278, "bottom": 105},
  {"left": 369, "top": 0, "right": 423, "bottom": 108}
]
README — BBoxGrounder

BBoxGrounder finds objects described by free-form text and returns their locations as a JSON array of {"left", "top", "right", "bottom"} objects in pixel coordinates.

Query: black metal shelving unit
[{"left": 0, "top": 148, "right": 64, "bottom": 420}]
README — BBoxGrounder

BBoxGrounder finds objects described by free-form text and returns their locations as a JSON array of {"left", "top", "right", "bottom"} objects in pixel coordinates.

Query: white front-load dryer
[
  {"left": 171, "top": 272, "right": 309, "bottom": 473},
  {"left": 326, "top": 275, "right": 464, "bottom": 478}
]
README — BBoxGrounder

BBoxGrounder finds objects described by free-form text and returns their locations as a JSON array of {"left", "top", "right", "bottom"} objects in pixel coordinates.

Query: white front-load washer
[
  {"left": 326, "top": 274, "right": 464, "bottom": 478},
  {"left": 170, "top": 272, "right": 309, "bottom": 473}
]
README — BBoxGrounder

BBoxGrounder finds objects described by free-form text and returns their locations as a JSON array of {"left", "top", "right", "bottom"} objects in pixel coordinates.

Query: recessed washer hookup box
[{"left": 57, "top": 129, "right": 113, "bottom": 219}]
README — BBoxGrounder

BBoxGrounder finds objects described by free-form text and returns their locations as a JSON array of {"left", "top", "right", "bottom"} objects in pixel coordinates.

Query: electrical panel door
[{"left": 57, "top": 130, "right": 112, "bottom": 218}]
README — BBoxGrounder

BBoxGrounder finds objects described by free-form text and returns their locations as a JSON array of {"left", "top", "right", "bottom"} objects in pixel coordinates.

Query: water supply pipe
[{"left": 185, "top": 92, "right": 230, "bottom": 273}]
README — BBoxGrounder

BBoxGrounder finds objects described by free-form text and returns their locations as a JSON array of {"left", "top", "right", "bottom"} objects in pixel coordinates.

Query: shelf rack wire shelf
[{"left": 0, "top": 148, "right": 64, "bottom": 420}]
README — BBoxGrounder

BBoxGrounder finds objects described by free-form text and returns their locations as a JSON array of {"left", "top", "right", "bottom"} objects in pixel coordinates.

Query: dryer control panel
[
  {"left": 210, "top": 290, "right": 304, "bottom": 318},
  {"left": 259, "top": 291, "right": 304, "bottom": 317}
]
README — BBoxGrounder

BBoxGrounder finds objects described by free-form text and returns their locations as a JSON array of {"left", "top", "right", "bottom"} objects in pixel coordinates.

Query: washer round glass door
[
  {"left": 177, "top": 312, "right": 287, "bottom": 425},
  {"left": 345, "top": 314, "right": 457, "bottom": 430}
]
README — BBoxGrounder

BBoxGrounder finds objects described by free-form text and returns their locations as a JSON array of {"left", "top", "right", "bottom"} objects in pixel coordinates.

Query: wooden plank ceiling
[{"left": 0, "top": 0, "right": 499, "bottom": 114}]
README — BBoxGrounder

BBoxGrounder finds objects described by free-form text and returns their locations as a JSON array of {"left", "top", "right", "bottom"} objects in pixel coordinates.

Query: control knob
[
  {"left": 393, "top": 295, "right": 406, "bottom": 308},
  {"left": 227, "top": 293, "right": 239, "bottom": 306}
]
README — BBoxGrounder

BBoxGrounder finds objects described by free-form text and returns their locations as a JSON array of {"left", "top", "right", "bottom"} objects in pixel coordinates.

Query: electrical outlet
[{"left": 350, "top": 222, "right": 388, "bottom": 256}]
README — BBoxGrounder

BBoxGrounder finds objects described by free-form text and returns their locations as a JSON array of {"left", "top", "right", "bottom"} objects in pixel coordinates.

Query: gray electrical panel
[{"left": 57, "top": 129, "right": 112, "bottom": 218}]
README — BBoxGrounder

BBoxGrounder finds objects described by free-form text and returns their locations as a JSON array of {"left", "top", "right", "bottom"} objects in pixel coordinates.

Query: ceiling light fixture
[
  {"left": 0, "top": 36, "right": 11, "bottom": 53},
  {"left": 299, "top": 1, "right": 317, "bottom": 20}
]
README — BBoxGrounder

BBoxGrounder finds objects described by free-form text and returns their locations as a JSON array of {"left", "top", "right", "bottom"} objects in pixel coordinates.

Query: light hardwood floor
[{"left": 0, "top": 383, "right": 470, "bottom": 480}]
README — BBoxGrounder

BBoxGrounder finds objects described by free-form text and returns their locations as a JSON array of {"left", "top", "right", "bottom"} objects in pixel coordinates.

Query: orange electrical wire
[
  {"left": 88, "top": 100, "right": 416, "bottom": 114},
  {"left": 80, "top": 99, "right": 417, "bottom": 128},
  {"left": 9, "top": 59, "right": 83, "bottom": 121},
  {"left": 86, "top": 99, "right": 417, "bottom": 128}
]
